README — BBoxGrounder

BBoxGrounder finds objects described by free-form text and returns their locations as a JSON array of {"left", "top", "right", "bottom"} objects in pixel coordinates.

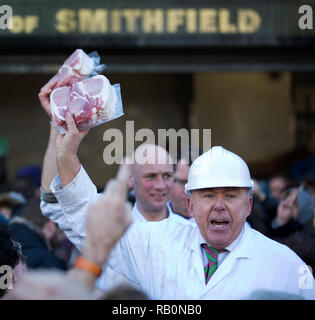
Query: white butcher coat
[
  {"left": 40, "top": 166, "right": 315, "bottom": 299},
  {"left": 40, "top": 166, "right": 191, "bottom": 291}
]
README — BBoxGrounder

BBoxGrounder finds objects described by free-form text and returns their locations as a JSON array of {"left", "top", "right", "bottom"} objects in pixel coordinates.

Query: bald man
[
  {"left": 39, "top": 112, "right": 183, "bottom": 290},
  {"left": 127, "top": 143, "right": 174, "bottom": 222},
  {"left": 41, "top": 141, "right": 175, "bottom": 225}
]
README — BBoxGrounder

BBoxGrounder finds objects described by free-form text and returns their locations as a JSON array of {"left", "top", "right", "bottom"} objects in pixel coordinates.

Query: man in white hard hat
[
  {"left": 55, "top": 145, "right": 315, "bottom": 299},
  {"left": 184, "top": 145, "right": 255, "bottom": 250}
]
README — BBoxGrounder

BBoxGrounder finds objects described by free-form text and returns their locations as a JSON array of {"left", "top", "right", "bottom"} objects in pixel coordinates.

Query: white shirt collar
[
  {"left": 197, "top": 223, "right": 246, "bottom": 253},
  {"left": 132, "top": 202, "right": 172, "bottom": 222},
  {"left": 131, "top": 202, "right": 148, "bottom": 222}
]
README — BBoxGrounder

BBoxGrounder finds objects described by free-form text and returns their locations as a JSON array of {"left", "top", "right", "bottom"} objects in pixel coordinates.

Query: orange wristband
[{"left": 74, "top": 256, "right": 102, "bottom": 277}]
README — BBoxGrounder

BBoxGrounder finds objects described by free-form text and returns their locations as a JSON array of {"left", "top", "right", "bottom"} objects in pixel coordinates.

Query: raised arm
[
  {"left": 38, "top": 79, "right": 92, "bottom": 248},
  {"left": 55, "top": 112, "right": 88, "bottom": 188},
  {"left": 41, "top": 127, "right": 59, "bottom": 192},
  {"left": 39, "top": 79, "right": 72, "bottom": 233},
  {"left": 6, "top": 165, "right": 132, "bottom": 299},
  {"left": 38, "top": 79, "right": 59, "bottom": 192},
  {"left": 39, "top": 78, "right": 88, "bottom": 190}
]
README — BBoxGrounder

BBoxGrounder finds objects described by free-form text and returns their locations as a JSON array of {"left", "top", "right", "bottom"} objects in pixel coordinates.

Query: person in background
[
  {"left": 9, "top": 177, "right": 37, "bottom": 203},
  {"left": 9, "top": 198, "right": 67, "bottom": 270},
  {"left": 269, "top": 185, "right": 315, "bottom": 275},
  {"left": 269, "top": 174, "right": 292, "bottom": 203},
  {"left": 251, "top": 174, "right": 292, "bottom": 236},
  {"left": 0, "top": 226, "right": 26, "bottom": 298},
  {"left": 168, "top": 147, "right": 202, "bottom": 224},
  {"left": 49, "top": 225, "right": 75, "bottom": 267},
  {"left": 169, "top": 158, "right": 190, "bottom": 219},
  {"left": 38, "top": 79, "right": 183, "bottom": 290},
  {"left": 14, "top": 165, "right": 42, "bottom": 199},
  {"left": 270, "top": 186, "right": 314, "bottom": 238},
  {"left": 5, "top": 164, "right": 134, "bottom": 300},
  {"left": 6, "top": 150, "right": 315, "bottom": 300},
  {"left": 253, "top": 174, "right": 292, "bottom": 221},
  {"left": 0, "top": 192, "right": 26, "bottom": 228},
  {"left": 43, "top": 147, "right": 315, "bottom": 299}
]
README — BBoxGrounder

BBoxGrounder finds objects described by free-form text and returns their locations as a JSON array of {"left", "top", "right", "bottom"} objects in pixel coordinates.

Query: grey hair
[{"left": 187, "top": 188, "right": 253, "bottom": 199}]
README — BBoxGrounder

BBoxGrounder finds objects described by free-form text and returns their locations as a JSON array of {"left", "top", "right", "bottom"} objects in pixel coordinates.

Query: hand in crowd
[
  {"left": 276, "top": 187, "right": 299, "bottom": 227},
  {"left": 5, "top": 270, "right": 92, "bottom": 300},
  {"left": 82, "top": 160, "right": 132, "bottom": 267},
  {"left": 252, "top": 178, "right": 266, "bottom": 202}
]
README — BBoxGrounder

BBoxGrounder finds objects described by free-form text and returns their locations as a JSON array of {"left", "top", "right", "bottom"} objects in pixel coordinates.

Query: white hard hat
[{"left": 185, "top": 146, "right": 254, "bottom": 196}]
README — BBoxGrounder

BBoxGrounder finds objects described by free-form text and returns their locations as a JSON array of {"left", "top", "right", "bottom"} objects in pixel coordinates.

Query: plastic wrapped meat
[
  {"left": 50, "top": 75, "right": 123, "bottom": 132},
  {"left": 48, "top": 49, "right": 105, "bottom": 89}
]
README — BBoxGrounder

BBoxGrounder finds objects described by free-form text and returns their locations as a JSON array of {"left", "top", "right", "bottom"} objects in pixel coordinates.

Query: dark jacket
[
  {"left": 8, "top": 217, "right": 67, "bottom": 270},
  {"left": 0, "top": 213, "right": 9, "bottom": 228}
]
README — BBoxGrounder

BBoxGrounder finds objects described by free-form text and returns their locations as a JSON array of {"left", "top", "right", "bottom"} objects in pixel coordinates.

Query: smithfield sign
[{"left": 0, "top": 0, "right": 314, "bottom": 48}]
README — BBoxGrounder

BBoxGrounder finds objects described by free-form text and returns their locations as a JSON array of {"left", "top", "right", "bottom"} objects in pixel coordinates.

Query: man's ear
[
  {"left": 186, "top": 196, "right": 194, "bottom": 218},
  {"left": 246, "top": 196, "right": 253, "bottom": 218}
]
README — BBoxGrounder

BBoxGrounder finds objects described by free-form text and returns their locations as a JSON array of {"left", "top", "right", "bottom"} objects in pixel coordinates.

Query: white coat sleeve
[
  {"left": 47, "top": 165, "right": 100, "bottom": 251},
  {"left": 105, "top": 223, "right": 146, "bottom": 286},
  {"left": 106, "top": 221, "right": 163, "bottom": 291},
  {"left": 40, "top": 200, "right": 84, "bottom": 247}
]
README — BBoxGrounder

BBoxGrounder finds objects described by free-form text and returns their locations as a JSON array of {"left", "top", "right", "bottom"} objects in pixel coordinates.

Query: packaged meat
[
  {"left": 48, "top": 49, "right": 105, "bottom": 89},
  {"left": 50, "top": 75, "right": 123, "bottom": 133}
]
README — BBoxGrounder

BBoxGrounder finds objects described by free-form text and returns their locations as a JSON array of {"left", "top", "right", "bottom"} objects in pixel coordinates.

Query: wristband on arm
[
  {"left": 74, "top": 256, "right": 103, "bottom": 278},
  {"left": 40, "top": 187, "right": 58, "bottom": 203}
]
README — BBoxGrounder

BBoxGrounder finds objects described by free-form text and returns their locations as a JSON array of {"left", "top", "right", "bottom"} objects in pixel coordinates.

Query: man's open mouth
[{"left": 210, "top": 219, "right": 229, "bottom": 229}]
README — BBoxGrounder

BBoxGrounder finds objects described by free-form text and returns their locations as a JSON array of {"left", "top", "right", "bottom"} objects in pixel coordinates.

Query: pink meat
[
  {"left": 50, "top": 75, "right": 117, "bottom": 131},
  {"left": 50, "top": 87, "right": 71, "bottom": 127},
  {"left": 48, "top": 49, "right": 94, "bottom": 90},
  {"left": 84, "top": 77, "right": 103, "bottom": 96}
]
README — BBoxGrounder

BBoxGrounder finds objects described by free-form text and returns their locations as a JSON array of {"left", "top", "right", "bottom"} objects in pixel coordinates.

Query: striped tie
[{"left": 202, "top": 244, "right": 227, "bottom": 284}]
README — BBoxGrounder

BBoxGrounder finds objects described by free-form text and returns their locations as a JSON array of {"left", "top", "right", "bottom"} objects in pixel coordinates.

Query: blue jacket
[{"left": 9, "top": 217, "right": 67, "bottom": 270}]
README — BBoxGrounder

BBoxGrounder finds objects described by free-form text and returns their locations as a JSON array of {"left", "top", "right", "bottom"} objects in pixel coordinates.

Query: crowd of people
[{"left": 0, "top": 78, "right": 314, "bottom": 300}]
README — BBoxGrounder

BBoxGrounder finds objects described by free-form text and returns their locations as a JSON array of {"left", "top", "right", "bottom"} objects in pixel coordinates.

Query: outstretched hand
[
  {"left": 38, "top": 78, "right": 59, "bottom": 118},
  {"left": 5, "top": 270, "right": 92, "bottom": 300},
  {"left": 252, "top": 178, "right": 266, "bottom": 202},
  {"left": 276, "top": 188, "right": 299, "bottom": 227},
  {"left": 82, "top": 160, "right": 132, "bottom": 266}
]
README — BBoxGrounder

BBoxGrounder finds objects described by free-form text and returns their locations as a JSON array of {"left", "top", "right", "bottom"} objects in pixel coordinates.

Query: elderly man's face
[
  {"left": 187, "top": 187, "right": 252, "bottom": 249},
  {"left": 131, "top": 163, "right": 173, "bottom": 213}
]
